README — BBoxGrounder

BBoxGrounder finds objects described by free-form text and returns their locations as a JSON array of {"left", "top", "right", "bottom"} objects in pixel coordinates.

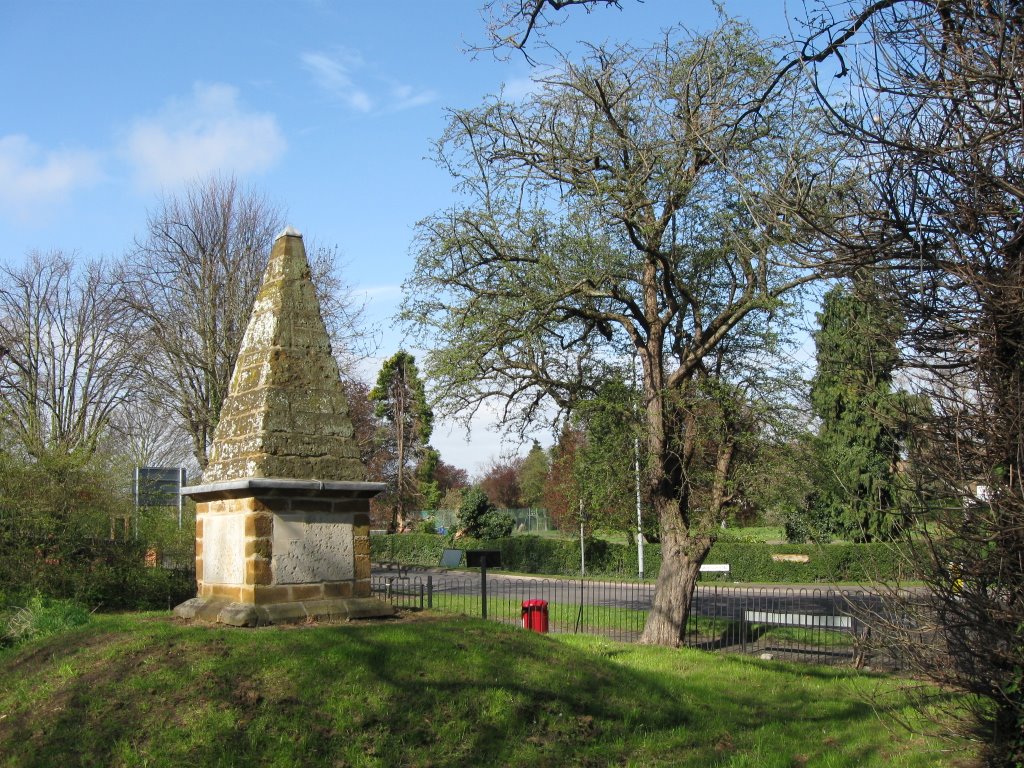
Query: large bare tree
[
  {"left": 404, "top": 21, "right": 852, "bottom": 645},
  {"left": 107, "top": 391, "right": 196, "bottom": 472},
  {"left": 0, "top": 251, "right": 139, "bottom": 461}
]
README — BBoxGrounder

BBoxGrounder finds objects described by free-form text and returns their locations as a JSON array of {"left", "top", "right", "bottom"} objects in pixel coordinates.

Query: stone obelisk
[{"left": 174, "top": 227, "right": 392, "bottom": 626}]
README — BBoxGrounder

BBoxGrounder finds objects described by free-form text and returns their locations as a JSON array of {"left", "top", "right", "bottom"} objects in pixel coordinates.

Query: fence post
[
  {"left": 427, "top": 575, "right": 433, "bottom": 609},
  {"left": 739, "top": 585, "right": 747, "bottom": 654},
  {"left": 481, "top": 560, "right": 488, "bottom": 620}
]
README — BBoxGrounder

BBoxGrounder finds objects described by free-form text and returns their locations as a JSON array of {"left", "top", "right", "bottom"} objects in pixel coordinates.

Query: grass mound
[{"left": 0, "top": 612, "right": 974, "bottom": 767}]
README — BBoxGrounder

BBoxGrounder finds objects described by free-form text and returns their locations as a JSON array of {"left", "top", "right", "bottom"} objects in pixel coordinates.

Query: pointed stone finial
[
  {"left": 275, "top": 225, "right": 303, "bottom": 240},
  {"left": 202, "top": 231, "right": 364, "bottom": 483}
]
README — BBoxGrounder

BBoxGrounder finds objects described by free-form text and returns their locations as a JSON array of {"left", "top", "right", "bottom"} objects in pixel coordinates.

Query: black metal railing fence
[{"left": 372, "top": 571, "right": 904, "bottom": 669}]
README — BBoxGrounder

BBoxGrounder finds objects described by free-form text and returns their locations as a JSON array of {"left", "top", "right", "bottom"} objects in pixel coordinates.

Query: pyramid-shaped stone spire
[{"left": 203, "top": 228, "right": 365, "bottom": 483}]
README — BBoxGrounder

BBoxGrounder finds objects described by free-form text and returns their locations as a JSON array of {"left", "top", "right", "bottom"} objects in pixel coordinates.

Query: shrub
[
  {"left": 0, "top": 531, "right": 196, "bottom": 612},
  {"left": 480, "top": 509, "right": 515, "bottom": 539},
  {"left": 456, "top": 488, "right": 494, "bottom": 538},
  {"left": 0, "top": 452, "right": 197, "bottom": 612},
  {"left": 371, "top": 532, "right": 448, "bottom": 567}
]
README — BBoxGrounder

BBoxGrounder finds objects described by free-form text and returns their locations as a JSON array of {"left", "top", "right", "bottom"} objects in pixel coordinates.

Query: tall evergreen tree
[
  {"left": 370, "top": 351, "right": 433, "bottom": 532},
  {"left": 809, "top": 278, "right": 905, "bottom": 541},
  {"left": 415, "top": 447, "right": 443, "bottom": 511},
  {"left": 518, "top": 440, "right": 550, "bottom": 509}
]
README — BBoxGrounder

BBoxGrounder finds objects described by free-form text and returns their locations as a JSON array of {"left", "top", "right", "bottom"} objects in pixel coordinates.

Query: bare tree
[
  {"left": 107, "top": 392, "right": 196, "bottom": 472},
  {"left": 479, "top": 0, "right": 626, "bottom": 55},
  {"left": 118, "top": 175, "right": 279, "bottom": 470},
  {"left": 119, "top": 174, "right": 365, "bottom": 471},
  {"left": 0, "top": 251, "right": 139, "bottom": 461},
  {"left": 305, "top": 240, "right": 373, "bottom": 373}
]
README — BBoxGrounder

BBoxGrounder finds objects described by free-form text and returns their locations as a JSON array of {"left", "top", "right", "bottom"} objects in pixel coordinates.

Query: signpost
[
  {"left": 466, "top": 550, "right": 502, "bottom": 619},
  {"left": 134, "top": 466, "right": 187, "bottom": 528}
]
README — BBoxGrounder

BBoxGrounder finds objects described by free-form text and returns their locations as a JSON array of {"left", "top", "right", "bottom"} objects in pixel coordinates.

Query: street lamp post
[
  {"left": 633, "top": 352, "right": 644, "bottom": 581},
  {"left": 635, "top": 432, "right": 644, "bottom": 581}
]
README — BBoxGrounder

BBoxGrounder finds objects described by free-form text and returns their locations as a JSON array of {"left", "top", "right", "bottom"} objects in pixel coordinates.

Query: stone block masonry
[
  {"left": 194, "top": 494, "right": 371, "bottom": 601},
  {"left": 178, "top": 480, "right": 383, "bottom": 624},
  {"left": 201, "top": 228, "right": 366, "bottom": 484},
  {"left": 173, "top": 227, "right": 390, "bottom": 626}
]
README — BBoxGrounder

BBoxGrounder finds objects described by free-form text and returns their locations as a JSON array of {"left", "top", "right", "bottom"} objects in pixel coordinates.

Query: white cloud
[
  {"left": 301, "top": 50, "right": 435, "bottom": 114},
  {"left": 0, "top": 135, "right": 102, "bottom": 220},
  {"left": 302, "top": 51, "right": 373, "bottom": 112},
  {"left": 389, "top": 82, "right": 438, "bottom": 112},
  {"left": 125, "top": 83, "right": 286, "bottom": 189}
]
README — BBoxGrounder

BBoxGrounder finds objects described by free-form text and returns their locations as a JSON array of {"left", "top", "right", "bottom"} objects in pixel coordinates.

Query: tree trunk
[{"left": 639, "top": 519, "right": 713, "bottom": 646}]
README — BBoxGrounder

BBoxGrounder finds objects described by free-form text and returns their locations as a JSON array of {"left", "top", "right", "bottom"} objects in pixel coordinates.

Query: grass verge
[
  {"left": 0, "top": 611, "right": 976, "bottom": 767},
  {"left": 384, "top": 589, "right": 854, "bottom": 650}
]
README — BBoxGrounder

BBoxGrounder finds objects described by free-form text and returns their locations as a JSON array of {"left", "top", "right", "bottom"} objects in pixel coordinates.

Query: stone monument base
[{"left": 173, "top": 595, "right": 394, "bottom": 627}]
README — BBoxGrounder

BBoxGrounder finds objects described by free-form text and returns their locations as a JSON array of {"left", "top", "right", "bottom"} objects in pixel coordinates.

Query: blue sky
[{"left": 2, "top": 0, "right": 794, "bottom": 474}]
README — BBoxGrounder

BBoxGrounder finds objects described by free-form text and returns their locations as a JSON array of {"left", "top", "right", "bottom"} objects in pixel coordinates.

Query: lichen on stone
[{"left": 203, "top": 231, "right": 365, "bottom": 483}]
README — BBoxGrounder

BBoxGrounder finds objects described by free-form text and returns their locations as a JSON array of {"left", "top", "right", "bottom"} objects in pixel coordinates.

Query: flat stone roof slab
[{"left": 183, "top": 477, "right": 386, "bottom": 502}]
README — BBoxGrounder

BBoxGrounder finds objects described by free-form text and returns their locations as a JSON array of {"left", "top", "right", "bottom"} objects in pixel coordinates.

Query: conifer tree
[
  {"left": 370, "top": 351, "right": 433, "bottom": 532},
  {"left": 809, "top": 278, "right": 905, "bottom": 541},
  {"left": 518, "top": 441, "right": 549, "bottom": 510}
]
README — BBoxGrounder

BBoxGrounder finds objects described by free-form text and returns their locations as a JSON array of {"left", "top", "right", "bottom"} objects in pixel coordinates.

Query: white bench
[
  {"left": 699, "top": 563, "right": 730, "bottom": 575},
  {"left": 743, "top": 610, "right": 853, "bottom": 629}
]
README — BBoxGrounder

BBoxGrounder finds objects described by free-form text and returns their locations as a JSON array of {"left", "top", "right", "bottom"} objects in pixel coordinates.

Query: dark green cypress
[{"left": 809, "top": 278, "right": 906, "bottom": 541}]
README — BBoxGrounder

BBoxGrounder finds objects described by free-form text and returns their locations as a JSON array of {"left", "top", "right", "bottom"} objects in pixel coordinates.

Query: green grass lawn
[{"left": 0, "top": 612, "right": 977, "bottom": 767}]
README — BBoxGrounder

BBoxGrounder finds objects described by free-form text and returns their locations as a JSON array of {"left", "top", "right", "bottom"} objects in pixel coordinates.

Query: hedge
[
  {"left": 371, "top": 533, "right": 916, "bottom": 583},
  {"left": 0, "top": 531, "right": 195, "bottom": 611}
]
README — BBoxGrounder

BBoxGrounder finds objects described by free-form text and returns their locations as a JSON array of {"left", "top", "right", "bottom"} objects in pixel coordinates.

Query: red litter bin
[{"left": 521, "top": 599, "right": 549, "bottom": 633}]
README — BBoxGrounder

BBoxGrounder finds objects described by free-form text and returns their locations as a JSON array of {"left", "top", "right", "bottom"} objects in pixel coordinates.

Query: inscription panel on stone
[
  {"left": 272, "top": 512, "right": 354, "bottom": 584},
  {"left": 202, "top": 514, "right": 247, "bottom": 584}
]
